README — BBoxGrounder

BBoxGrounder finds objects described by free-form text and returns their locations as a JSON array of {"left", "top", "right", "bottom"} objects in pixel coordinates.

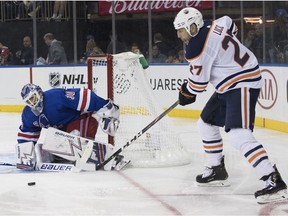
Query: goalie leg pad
[
  {"left": 77, "top": 140, "right": 113, "bottom": 171},
  {"left": 103, "top": 146, "right": 131, "bottom": 171},
  {"left": 34, "top": 143, "right": 54, "bottom": 164},
  {"left": 16, "top": 142, "right": 36, "bottom": 170},
  {"left": 87, "top": 141, "right": 108, "bottom": 165},
  {"left": 78, "top": 141, "right": 130, "bottom": 171},
  {"left": 103, "top": 144, "right": 116, "bottom": 171},
  {"left": 39, "top": 127, "right": 90, "bottom": 162}
]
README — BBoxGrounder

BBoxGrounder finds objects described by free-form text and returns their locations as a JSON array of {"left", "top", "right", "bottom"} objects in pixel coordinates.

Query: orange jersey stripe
[
  {"left": 248, "top": 150, "right": 267, "bottom": 163},
  {"left": 188, "top": 80, "right": 208, "bottom": 91},
  {"left": 204, "top": 144, "right": 223, "bottom": 149},
  {"left": 219, "top": 70, "right": 261, "bottom": 92}
]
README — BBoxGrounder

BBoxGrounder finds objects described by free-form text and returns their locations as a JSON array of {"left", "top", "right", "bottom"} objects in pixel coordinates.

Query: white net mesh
[{"left": 90, "top": 52, "right": 191, "bottom": 167}]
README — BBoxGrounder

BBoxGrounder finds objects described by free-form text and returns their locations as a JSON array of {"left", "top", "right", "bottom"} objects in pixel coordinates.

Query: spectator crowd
[
  {"left": 0, "top": 31, "right": 187, "bottom": 66},
  {"left": 1, "top": 2, "right": 288, "bottom": 66}
]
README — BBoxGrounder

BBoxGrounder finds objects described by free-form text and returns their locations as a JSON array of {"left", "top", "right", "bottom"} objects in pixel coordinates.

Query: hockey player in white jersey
[
  {"left": 173, "top": 7, "right": 287, "bottom": 204},
  {"left": 16, "top": 83, "right": 129, "bottom": 171}
]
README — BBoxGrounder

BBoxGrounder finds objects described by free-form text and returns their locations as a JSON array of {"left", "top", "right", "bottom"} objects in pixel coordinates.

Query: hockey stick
[
  {"left": 95, "top": 100, "right": 180, "bottom": 170},
  {"left": 0, "top": 162, "right": 16, "bottom": 166},
  {"left": 0, "top": 161, "right": 79, "bottom": 172}
]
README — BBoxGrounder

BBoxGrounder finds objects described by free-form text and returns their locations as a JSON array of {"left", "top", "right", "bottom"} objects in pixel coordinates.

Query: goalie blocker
[{"left": 16, "top": 127, "right": 130, "bottom": 172}]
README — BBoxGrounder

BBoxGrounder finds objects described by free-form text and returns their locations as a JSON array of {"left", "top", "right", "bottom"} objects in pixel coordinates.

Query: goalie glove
[
  {"left": 99, "top": 117, "right": 120, "bottom": 136},
  {"left": 94, "top": 99, "right": 120, "bottom": 136},
  {"left": 179, "top": 81, "right": 197, "bottom": 106}
]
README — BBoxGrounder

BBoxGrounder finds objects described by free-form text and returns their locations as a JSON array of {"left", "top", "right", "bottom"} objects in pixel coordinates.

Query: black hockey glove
[{"left": 179, "top": 81, "right": 196, "bottom": 106}]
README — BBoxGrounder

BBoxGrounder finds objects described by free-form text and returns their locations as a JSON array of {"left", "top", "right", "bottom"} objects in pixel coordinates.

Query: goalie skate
[
  {"left": 255, "top": 165, "right": 288, "bottom": 204},
  {"left": 112, "top": 155, "right": 131, "bottom": 171},
  {"left": 196, "top": 157, "right": 230, "bottom": 187}
]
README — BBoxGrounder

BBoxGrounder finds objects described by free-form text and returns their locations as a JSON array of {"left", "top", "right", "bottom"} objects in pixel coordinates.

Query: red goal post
[
  {"left": 87, "top": 54, "right": 112, "bottom": 97},
  {"left": 87, "top": 54, "right": 115, "bottom": 145},
  {"left": 87, "top": 52, "right": 190, "bottom": 167}
]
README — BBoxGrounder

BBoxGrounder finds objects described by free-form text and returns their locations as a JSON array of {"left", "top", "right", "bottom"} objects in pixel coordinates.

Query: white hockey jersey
[{"left": 185, "top": 16, "right": 263, "bottom": 95}]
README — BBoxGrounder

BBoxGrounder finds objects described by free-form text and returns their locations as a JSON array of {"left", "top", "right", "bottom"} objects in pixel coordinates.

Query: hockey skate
[
  {"left": 111, "top": 155, "right": 131, "bottom": 171},
  {"left": 103, "top": 144, "right": 131, "bottom": 171},
  {"left": 255, "top": 165, "right": 288, "bottom": 204},
  {"left": 196, "top": 157, "right": 230, "bottom": 187}
]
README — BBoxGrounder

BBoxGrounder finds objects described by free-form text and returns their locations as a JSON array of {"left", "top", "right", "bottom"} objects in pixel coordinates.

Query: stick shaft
[
  {"left": 96, "top": 100, "right": 179, "bottom": 170},
  {"left": 0, "top": 162, "right": 15, "bottom": 166}
]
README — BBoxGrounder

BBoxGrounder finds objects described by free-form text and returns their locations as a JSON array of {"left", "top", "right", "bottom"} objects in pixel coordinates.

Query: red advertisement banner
[{"left": 98, "top": 1, "right": 213, "bottom": 15}]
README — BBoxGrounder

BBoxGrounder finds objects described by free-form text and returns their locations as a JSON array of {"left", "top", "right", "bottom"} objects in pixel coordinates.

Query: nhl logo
[{"left": 49, "top": 72, "right": 61, "bottom": 87}]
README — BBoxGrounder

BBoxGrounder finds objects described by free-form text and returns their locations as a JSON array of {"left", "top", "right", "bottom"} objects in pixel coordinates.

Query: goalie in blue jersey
[{"left": 16, "top": 83, "right": 129, "bottom": 171}]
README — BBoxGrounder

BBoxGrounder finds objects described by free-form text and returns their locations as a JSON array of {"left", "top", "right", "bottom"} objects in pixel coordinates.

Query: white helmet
[{"left": 173, "top": 7, "right": 204, "bottom": 37}]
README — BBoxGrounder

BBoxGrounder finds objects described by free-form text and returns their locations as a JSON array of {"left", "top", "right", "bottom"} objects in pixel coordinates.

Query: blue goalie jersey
[{"left": 17, "top": 88, "right": 108, "bottom": 144}]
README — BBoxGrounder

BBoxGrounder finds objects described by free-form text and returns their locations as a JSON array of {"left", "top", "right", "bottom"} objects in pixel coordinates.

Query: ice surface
[{"left": 1, "top": 113, "right": 288, "bottom": 215}]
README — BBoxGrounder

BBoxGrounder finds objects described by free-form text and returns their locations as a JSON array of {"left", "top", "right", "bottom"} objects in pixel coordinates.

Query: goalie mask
[
  {"left": 173, "top": 7, "right": 204, "bottom": 37},
  {"left": 21, "top": 83, "right": 44, "bottom": 114}
]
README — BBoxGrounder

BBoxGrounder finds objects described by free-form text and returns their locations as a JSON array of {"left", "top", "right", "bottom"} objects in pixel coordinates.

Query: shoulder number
[
  {"left": 189, "top": 65, "right": 202, "bottom": 76},
  {"left": 222, "top": 30, "right": 249, "bottom": 67}
]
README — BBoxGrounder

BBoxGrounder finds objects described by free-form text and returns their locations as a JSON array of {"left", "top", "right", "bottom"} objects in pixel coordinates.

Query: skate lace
[
  {"left": 265, "top": 176, "right": 276, "bottom": 188},
  {"left": 202, "top": 167, "right": 213, "bottom": 178}
]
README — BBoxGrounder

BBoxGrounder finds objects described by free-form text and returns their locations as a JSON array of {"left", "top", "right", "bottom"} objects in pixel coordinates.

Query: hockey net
[{"left": 87, "top": 52, "right": 190, "bottom": 167}]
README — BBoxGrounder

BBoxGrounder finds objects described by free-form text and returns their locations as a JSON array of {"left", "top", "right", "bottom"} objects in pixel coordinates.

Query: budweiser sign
[{"left": 98, "top": 0, "right": 213, "bottom": 15}]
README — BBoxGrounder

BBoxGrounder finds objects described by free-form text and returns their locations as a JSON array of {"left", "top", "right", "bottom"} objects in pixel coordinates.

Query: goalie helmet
[
  {"left": 173, "top": 7, "right": 204, "bottom": 37},
  {"left": 21, "top": 83, "right": 44, "bottom": 113}
]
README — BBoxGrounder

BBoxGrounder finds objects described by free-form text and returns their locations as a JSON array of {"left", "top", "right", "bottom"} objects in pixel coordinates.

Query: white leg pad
[
  {"left": 34, "top": 143, "right": 54, "bottom": 164},
  {"left": 103, "top": 144, "right": 115, "bottom": 171},
  {"left": 16, "top": 142, "right": 36, "bottom": 170},
  {"left": 39, "top": 127, "right": 90, "bottom": 162}
]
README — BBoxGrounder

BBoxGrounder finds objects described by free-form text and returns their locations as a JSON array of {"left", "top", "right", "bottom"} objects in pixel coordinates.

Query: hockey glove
[
  {"left": 179, "top": 81, "right": 197, "bottom": 106},
  {"left": 99, "top": 117, "right": 120, "bottom": 136},
  {"left": 94, "top": 99, "right": 120, "bottom": 136}
]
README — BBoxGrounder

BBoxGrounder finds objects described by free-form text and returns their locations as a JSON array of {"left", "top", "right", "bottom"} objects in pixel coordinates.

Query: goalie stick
[
  {"left": 0, "top": 162, "right": 78, "bottom": 173},
  {"left": 0, "top": 162, "right": 15, "bottom": 166},
  {"left": 0, "top": 162, "right": 79, "bottom": 173},
  {"left": 95, "top": 100, "right": 180, "bottom": 170}
]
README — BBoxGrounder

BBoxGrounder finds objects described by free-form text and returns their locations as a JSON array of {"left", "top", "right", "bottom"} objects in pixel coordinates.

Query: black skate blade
[
  {"left": 197, "top": 180, "right": 231, "bottom": 187},
  {"left": 256, "top": 189, "right": 288, "bottom": 204}
]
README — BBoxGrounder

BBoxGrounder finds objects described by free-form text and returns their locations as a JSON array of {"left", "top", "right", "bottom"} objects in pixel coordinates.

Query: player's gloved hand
[
  {"left": 95, "top": 99, "right": 120, "bottom": 136},
  {"left": 179, "top": 81, "right": 197, "bottom": 106},
  {"left": 99, "top": 117, "right": 120, "bottom": 136}
]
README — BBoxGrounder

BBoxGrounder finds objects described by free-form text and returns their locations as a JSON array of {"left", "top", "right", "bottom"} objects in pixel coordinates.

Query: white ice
[{"left": 0, "top": 112, "right": 288, "bottom": 215}]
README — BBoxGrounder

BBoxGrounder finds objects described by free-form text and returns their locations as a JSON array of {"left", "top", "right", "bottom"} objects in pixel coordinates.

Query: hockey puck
[{"left": 28, "top": 182, "right": 36, "bottom": 186}]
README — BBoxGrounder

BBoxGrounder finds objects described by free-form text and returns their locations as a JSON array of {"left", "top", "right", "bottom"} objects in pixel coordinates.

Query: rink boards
[{"left": 0, "top": 64, "right": 287, "bottom": 132}]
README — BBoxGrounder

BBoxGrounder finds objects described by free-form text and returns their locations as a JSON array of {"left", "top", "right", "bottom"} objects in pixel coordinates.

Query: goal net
[{"left": 87, "top": 52, "right": 191, "bottom": 167}]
